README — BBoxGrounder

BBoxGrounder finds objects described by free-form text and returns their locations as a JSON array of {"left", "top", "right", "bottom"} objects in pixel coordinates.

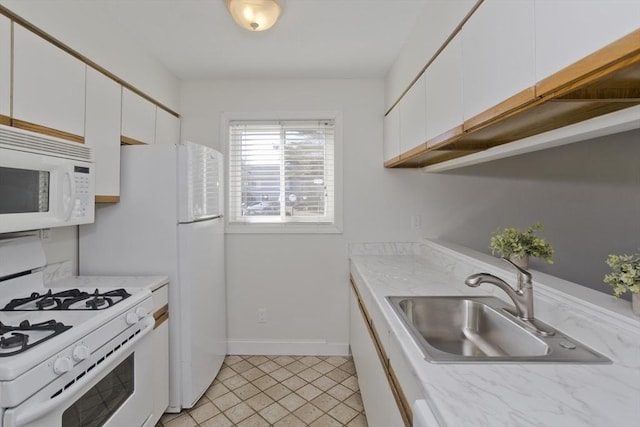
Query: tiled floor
[{"left": 156, "top": 355, "right": 368, "bottom": 427}]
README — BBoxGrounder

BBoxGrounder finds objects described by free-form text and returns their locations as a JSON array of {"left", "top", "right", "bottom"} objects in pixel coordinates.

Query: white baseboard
[{"left": 227, "top": 339, "right": 350, "bottom": 356}]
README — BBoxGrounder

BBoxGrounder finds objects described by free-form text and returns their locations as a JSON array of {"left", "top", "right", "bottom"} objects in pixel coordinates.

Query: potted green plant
[
  {"left": 489, "top": 223, "right": 554, "bottom": 269},
  {"left": 604, "top": 253, "right": 640, "bottom": 316}
]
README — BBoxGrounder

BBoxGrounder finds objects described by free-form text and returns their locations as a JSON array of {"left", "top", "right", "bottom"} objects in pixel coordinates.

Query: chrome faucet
[{"left": 465, "top": 258, "right": 534, "bottom": 320}]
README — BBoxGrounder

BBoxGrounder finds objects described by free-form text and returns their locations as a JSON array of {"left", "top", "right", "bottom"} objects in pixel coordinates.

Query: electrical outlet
[
  {"left": 411, "top": 215, "right": 422, "bottom": 230},
  {"left": 40, "top": 228, "right": 51, "bottom": 241},
  {"left": 257, "top": 308, "right": 267, "bottom": 323}
]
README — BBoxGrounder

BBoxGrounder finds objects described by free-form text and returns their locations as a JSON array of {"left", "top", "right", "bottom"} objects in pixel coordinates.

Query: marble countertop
[
  {"left": 44, "top": 260, "right": 169, "bottom": 291},
  {"left": 349, "top": 240, "right": 640, "bottom": 427}
]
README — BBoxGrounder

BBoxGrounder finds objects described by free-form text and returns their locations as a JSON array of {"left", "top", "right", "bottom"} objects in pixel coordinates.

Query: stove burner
[
  {"left": 2, "top": 288, "right": 132, "bottom": 311},
  {"left": 0, "top": 333, "right": 28, "bottom": 349},
  {"left": 0, "top": 319, "right": 71, "bottom": 357},
  {"left": 86, "top": 289, "right": 110, "bottom": 309}
]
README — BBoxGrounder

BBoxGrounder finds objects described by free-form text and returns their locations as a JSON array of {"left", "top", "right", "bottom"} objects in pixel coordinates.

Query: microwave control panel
[{"left": 71, "top": 166, "right": 93, "bottom": 220}]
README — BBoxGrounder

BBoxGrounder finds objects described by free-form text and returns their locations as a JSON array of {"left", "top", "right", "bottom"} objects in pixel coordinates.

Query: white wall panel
[{"left": 180, "top": 79, "right": 430, "bottom": 351}]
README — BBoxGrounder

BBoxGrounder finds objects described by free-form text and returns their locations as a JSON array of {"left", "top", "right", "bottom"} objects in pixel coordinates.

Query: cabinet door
[
  {"left": 349, "top": 289, "right": 403, "bottom": 427},
  {"left": 155, "top": 108, "right": 180, "bottom": 145},
  {"left": 462, "top": 0, "right": 535, "bottom": 125},
  {"left": 399, "top": 74, "right": 427, "bottom": 154},
  {"left": 383, "top": 106, "right": 400, "bottom": 163},
  {"left": 121, "top": 87, "right": 156, "bottom": 145},
  {"left": 0, "top": 15, "right": 10, "bottom": 123},
  {"left": 85, "top": 68, "right": 122, "bottom": 198},
  {"left": 13, "top": 24, "right": 86, "bottom": 139},
  {"left": 425, "top": 33, "right": 463, "bottom": 145},
  {"left": 535, "top": 0, "right": 640, "bottom": 82}
]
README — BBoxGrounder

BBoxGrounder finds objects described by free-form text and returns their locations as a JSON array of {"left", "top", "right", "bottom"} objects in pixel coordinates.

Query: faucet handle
[{"left": 501, "top": 257, "right": 532, "bottom": 284}]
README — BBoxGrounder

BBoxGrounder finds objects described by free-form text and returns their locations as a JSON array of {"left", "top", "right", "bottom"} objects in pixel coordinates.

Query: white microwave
[{"left": 0, "top": 125, "right": 95, "bottom": 234}]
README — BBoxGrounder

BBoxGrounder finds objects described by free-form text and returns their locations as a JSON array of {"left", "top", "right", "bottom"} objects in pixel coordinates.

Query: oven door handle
[{"left": 7, "top": 317, "right": 154, "bottom": 427}]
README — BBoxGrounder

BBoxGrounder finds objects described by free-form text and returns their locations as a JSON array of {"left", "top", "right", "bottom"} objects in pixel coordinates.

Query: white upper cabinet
[
  {"left": 399, "top": 74, "right": 427, "bottom": 154},
  {"left": 85, "top": 67, "right": 122, "bottom": 198},
  {"left": 425, "top": 33, "right": 463, "bottom": 144},
  {"left": 13, "top": 24, "right": 86, "bottom": 139},
  {"left": 0, "top": 16, "right": 10, "bottom": 120},
  {"left": 462, "top": 0, "right": 535, "bottom": 123},
  {"left": 535, "top": 0, "right": 640, "bottom": 83},
  {"left": 121, "top": 87, "right": 156, "bottom": 145},
  {"left": 383, "top": 106, "right": 400, "bottom": 163},
  {"left": 154, "top": 107, "right": 180, "bottom": 145},
  {"left": 385, "top": 0, "right": 477, "bottom": 112}
]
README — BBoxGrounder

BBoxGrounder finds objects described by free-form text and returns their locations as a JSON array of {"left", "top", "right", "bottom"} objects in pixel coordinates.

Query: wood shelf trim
[
  {"left": 388, "top": 364, "right": 413, "bottom": 427},
  {"left": 384, "top": 156, "right": 402, "bottom": 168},
  {"left": 120, "top": 135, "right": 148, "bottom": 146},
  {"left": 153, "top": 304, "right": 169, "bottom": 329},
  {"left": 387, "top": 28, "right": 640, "bottom": 169},
  {"left": 536, "top": 28, "right": 640, "bottom": 98},
  {"left": 0, "top": 115, "right": 11, "bottom": 126},
  {"left": 95, "top": 195, "right": 120, "bottom": 204},
  {"left": 0, "top": 5, "right": 180, "bottom": 118},
  {"left": 153, "top": 304, "right": 169, "bottom": 321},
  {"left": 426, "top": 124, "right": 464, "bottom": 149},
  {"left": 11, "top": 119, "right": 84, "bottom": 143},
  {"left": 463, "top": 86, "right": 538, "bottom": 132}
]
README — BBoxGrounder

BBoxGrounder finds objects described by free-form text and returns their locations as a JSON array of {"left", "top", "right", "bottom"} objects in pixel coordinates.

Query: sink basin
[{"left": 387, "top": 296, "right": 610, "bottom": 364}]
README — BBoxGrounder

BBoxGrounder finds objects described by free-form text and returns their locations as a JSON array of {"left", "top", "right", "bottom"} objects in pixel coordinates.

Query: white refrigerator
[{"left": 79, "top": 142, "right": 226, "bottom": 412}]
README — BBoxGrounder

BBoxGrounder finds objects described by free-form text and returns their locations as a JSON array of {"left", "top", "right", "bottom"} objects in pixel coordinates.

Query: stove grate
[{"left": 0, "top": 319, "right": 71, "bottom": 357}]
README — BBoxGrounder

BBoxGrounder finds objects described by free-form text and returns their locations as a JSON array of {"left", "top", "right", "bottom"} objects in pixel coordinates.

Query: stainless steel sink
[{"left": 387, "top": 296, "right": 610, "bottom": 363}]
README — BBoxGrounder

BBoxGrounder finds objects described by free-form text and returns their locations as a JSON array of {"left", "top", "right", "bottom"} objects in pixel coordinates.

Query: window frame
[{"left": 222, "top": 111, "right": 343, "bottom": 234}]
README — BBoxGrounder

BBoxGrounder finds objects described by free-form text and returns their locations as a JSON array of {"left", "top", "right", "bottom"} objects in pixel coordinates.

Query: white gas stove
[{"left": 0, "top": 236, "right": 167, "bottom": 427}]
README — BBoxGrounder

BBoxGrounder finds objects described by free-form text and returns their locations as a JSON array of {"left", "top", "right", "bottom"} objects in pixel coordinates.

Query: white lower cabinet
[
  {"left": 150, "top": 284, "right": 170, "bottom": 426},
  {"left": 349, "top": 287, "right": 404, "bottom": 427}
]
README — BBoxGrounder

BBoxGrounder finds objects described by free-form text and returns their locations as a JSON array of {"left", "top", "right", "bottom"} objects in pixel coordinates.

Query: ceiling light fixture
[{"left": 227, "top": 0, "right": 282, "bottom": 32}]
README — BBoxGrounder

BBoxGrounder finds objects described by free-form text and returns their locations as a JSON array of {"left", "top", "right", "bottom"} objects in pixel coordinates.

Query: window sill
[{"left": 225, "top": 223, "right": 343, "bottom": 235}]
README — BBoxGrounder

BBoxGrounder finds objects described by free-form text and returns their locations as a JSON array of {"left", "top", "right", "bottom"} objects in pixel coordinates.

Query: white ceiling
[{"left": 26, "top": 0, "right": 430, "bottom": 81}]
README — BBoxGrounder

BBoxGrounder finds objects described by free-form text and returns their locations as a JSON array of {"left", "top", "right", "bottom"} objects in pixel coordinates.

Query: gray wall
[{"left": 421, "top": 128, "right": 640, "bottom": 298}]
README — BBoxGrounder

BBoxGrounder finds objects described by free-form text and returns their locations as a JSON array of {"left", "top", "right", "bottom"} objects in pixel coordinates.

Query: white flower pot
[
  {"left": 633, "top": 293, "right": 640, "bottom": 316},
  {"left": 509, "top": 254, "right": 529, "bottom": 270}
]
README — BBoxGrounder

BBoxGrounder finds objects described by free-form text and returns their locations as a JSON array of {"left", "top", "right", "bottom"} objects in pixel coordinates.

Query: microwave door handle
[{"left": 62, "top": 170, "right": 75, "bottom": 221}]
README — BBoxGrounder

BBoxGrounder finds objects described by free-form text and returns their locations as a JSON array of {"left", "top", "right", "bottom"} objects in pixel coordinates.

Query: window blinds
[{"left": 228, "top": 120, "right": 335, "bottom": 224}]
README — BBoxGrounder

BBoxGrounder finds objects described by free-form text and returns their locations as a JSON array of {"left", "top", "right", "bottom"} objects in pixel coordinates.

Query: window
[{"left": 228, "top": 118, "right": 336, "bottom": 228}]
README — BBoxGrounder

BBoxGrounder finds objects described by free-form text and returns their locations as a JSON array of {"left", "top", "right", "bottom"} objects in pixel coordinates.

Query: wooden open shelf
[{"left": 386, "top": 29, "right": 640, "bottom": 168}]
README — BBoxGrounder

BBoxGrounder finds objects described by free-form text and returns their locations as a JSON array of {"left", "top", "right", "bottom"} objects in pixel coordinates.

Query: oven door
[{"left": 3, "top": 318, "right": 154, "bottom": 427}]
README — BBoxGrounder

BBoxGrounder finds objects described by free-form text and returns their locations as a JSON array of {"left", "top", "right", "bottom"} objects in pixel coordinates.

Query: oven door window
[
  {"left": 0, "top": 167, "right": 49, "bottom": 214},
  {"left": 61, "top": 355, "right": 134, "bottom": 427}
]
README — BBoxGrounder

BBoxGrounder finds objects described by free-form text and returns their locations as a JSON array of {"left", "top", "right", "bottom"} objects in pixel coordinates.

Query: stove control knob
[
  {"left": 125, "top": 312, "right": 139, "bottom": 325},
  {"left": 135, "top": 307, "right": 149, "bottom": 318},
  {"left": 72, "top": 345, "right": 90, "bottom": 362},
  {"left": 53, "top": 357, "right": 73, "bottom": 375}
]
